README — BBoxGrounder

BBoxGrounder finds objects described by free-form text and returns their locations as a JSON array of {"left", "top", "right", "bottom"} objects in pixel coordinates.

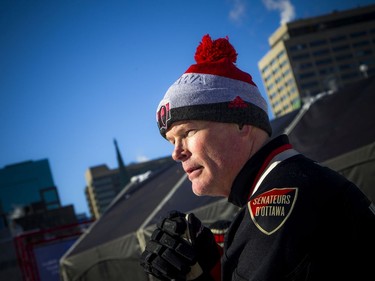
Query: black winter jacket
[{"left": 223, "top": 135, "right": 375, "bottom": 281}]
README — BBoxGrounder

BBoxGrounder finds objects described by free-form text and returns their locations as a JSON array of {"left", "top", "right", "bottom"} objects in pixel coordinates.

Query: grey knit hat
[{"left": 156, "top": 34, "right": 272, "bottom": 138}]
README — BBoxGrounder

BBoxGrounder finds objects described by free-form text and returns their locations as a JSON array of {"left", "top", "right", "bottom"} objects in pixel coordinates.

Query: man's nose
[{"left": 172, "top": 141, "right": 187, "bottom": 162}]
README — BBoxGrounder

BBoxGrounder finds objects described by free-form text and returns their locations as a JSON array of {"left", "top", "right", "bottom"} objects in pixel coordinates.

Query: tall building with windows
[
  {"left": 258, "top": 4, "right": 375, "bottom": 117},
  {"left": 0, "top": 158, "right": 74, "bottom": 281},
  {"left": 84, "top": 139, "right": 131, "bottom": 219},
  {"left": 85, "top": 164, "right": 123, "bottom": 219},
  {"left": 0, "top": 159, "right": 61, "bottom": 226},
  {"left": 85, "top": 150, "right": 174, "bottom": 219}
]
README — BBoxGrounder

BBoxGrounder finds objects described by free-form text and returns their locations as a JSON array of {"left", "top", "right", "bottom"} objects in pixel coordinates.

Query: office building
[
  {"left": 0, "top": 159, "right": 61, "bottom": 229},
  {"left": 85, "top": 164, "right": 123, "bottom": 219},
  {"left": 85, "top": 140, "right": 175, "bottom": 219},
  {"left": 258, "top": 4, "right": 375, "bottom": 117},
  {"left": 84, "top": 139, "right": 131, "bottom": 219},
  {"left": 0, "top": 159, "right": 72, "bottom": 281}
]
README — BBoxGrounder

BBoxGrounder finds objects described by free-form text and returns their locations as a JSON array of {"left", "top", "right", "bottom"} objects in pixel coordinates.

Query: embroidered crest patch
[
  {"left": 157, "top": 102, "right": 171, "bottom": 130},
  {"left": 248, "top": 188, "right": 298, "bottom": 235}
]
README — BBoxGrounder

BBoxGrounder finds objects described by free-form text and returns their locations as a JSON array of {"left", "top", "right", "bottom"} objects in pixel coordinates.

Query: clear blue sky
[{"left": 1, "top": 0, "right": 373, "bottom": 217}]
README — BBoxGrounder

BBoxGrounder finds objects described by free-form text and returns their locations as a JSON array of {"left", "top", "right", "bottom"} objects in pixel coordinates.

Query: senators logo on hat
[
  {"left": 157, "top": 102, "right": 171, "bottom": 131},
  {"left": 248, "top": 188, "right": 298, "bottom": 235}
]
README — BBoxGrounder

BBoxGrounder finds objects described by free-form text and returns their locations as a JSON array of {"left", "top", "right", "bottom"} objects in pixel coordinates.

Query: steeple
[{"left": 114, "top": 139, "right": 131, "bottom": 188}]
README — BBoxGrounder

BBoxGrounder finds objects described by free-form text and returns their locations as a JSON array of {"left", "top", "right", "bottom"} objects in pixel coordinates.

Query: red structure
[{"left": 14, "top": 220, "right": 93, "bottom": 281}]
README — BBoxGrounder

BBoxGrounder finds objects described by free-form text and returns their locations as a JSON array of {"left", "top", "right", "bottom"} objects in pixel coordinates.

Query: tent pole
[
  {"left": 139, "top": 173, "right": 187, "bottom": 230},
  {"left": 136, "top": 173, "right": 188, "bottom": 251}
]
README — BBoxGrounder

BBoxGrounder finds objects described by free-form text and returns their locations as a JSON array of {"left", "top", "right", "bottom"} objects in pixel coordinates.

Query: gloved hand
[{"left": 139, "top": 210, "right": 221, "bottom": 281}]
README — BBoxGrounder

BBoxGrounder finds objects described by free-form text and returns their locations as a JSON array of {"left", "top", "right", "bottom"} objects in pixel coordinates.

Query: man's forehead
[
  {"left": 167, "top": 120, "right": 233, "bottom": 135},
  {"left": 166, "top": 120, "right": 204, "bottom": 136},
  {"left": 170, "top": 120, "right": 214, "bottom": 129},
  {"left": 167, "top": 120, "right": 197, "bottom": 134}
]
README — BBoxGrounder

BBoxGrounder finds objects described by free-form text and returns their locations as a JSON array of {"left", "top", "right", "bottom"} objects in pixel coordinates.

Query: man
[{"left": 140, "top": 34, "right": 375, "bottom": 281}]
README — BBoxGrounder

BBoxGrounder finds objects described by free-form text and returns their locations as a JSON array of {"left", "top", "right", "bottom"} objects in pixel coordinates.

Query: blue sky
[{"left": 1, "top": 0, "right": 373, "bottom": 217}]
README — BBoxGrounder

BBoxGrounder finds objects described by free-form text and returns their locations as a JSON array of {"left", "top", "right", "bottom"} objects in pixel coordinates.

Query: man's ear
[{"left": 238, "top": 124, "right": 253, "bottom": 136}]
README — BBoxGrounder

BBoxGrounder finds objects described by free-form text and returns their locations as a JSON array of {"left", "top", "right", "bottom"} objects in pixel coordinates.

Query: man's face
[{"left": 165, "top": 120, "right": 250, "bottom": 197}]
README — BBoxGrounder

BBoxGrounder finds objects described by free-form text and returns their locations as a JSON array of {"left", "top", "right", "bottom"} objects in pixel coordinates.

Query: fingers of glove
[
  {"left": 186, "top": 213, "right": 204, "bottom": 243},
  {"left": 167, "top": 210, "right": 186, "bottom": 219},
  {"left": 141, "top": 252, "right": 186, "bottom": 281},
  {"left": 158, "top": 211, "right": 187, "bottom": 236},
  {"left": 140, "top": 243, "right": 190, "bottom": 280},
  {"left": 194, "top": 227, "right": 221, "bottom": 272},
  {"left": 151, "top": 229, "right": 196, "bottom": 262}
]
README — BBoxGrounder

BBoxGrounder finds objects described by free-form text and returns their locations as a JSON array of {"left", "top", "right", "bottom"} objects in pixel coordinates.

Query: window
[
  {"left": 336, "top": 53, "right": 353, "bottom": 60},
  {"left": 277, "top": 50, "right": 286, "bottom": 59},
  {"left": 283, "top": 69, "right": 291, "bottom": 76},
  {"left": 310, "top": 39, "right": 327, "bottom": 47},
  {"left": 341, "top": 72, "right": 359, "bottom": 79},
  {"left": 313, "top": 48, "right": 330, "bottom": 56},
  {"left": 330, "top": 35, "right": 346, "bottom": 42},
  {"left": 350, "top": 31, "right": 367, "bottom": 38},
  {"left": 332, "top": 45, "right": 349, "bottom": 52},
  {"left": 299, "top": 72, "right": 315, "bottom": 79},
  {"left": 292, "top": 53, "right": 310, "bottom": 60},
  {"left": 339, "top": 63, "right": 355, "bottom": 70},
  {"left": 352, "top": 41, "right": 370, "bottom": 47},
  {"left": 280, "top": 60, "right": 288, "bottom": 68},
  {"left": 261, "top": 65, "right": 270, "bottom": 73},
  {"left": 275, "top": 76, "right": 282, "bottom": 84},
  {"left": 285, "top": 78, "right": 293, "bottom": 86},
  {"left": 319, "top": 67, "right": 335, "bottom": 75},
  {"left": 269, "top": 92, "right": 277, "bottom": 100},
  {"left": 300, "top": 62, "right": 313, "bottom": 70},
  {"left": 267, "top": 83, "right": 275, "bottom": 91},
  {"left": 300, "top": 81, "right": 319, "bottom": 88},
  {"left": 316, "top": 58, "right": 333, "bottom": 65},
  {"left": 355, "top": 49, "right": 373, "bottom": 57},
  {"left": 289, "top": 43, "right": 308, "bottom": 51}
]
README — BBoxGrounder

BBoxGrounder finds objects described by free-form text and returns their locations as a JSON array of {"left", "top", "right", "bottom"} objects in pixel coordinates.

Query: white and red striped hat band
[{"left": 156, "top": 34, "right": 272, "bottom": 138}]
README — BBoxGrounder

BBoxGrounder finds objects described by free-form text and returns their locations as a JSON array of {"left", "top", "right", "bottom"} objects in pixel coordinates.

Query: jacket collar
[{"left": 228, "top": 134, "right": 291, "bottom": 207}]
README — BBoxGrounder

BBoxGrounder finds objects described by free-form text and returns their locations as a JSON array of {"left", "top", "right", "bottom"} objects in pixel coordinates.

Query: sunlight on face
[{"left": 166, "top": 120, "right": 248, "bottom": 197}]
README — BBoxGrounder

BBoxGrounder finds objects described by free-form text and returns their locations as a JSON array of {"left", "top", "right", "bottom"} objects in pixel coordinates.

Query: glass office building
[{"left": 0, "top": 159, "right": 60, "bottom": 228}]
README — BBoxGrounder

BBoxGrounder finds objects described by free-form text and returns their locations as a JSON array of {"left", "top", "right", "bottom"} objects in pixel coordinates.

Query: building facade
[
  {"left": 258, "top": 4, "right": 375, "bottom": 117},
  {"left": 85, "top": 164, "right": 123, "bottom": 220},
  {"left": 0, "top": 159, "right": 74, "bottom": 281},
  {"left": 85, "top": 156, "right": 175, "bottom": 219},
  {"left": 0, "top": 159, "right": 61, "bottom": 229}
]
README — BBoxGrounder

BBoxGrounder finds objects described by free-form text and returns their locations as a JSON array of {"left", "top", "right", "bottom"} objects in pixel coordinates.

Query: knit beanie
[{"left": 156, "top": 34, "right": 272, "bottom": 138}]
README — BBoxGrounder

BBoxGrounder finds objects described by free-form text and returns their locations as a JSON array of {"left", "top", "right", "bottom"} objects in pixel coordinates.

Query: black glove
[{"left": 140, "top": 210, "right": 221, "bottom": 281}]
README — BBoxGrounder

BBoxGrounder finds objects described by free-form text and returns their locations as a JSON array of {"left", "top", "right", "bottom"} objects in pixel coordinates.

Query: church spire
[{"left": 114, "top": 138, "right": 131, "bottom": 188}]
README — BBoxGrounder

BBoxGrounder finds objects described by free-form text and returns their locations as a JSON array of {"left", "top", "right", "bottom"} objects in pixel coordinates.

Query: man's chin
[{"left": 192, "top": 185, "right": 206, "bottom": 196}]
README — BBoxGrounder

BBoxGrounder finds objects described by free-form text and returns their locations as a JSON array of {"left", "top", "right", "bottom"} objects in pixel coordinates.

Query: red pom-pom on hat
[
  {"left": 194, "top": 34, "right": 237, "bottom": 63},
  {"left": 186, "top": 34, "right": 256, "bottom": 86}
]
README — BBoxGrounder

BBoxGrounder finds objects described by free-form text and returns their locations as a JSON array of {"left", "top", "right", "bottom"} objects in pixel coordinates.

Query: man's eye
[{"left": 186, "top": 130, "right": 196, "bottom": 137}]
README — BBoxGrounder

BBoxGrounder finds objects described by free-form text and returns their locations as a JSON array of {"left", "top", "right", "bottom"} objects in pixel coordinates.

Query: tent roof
[{"left": 287, "top": 76, "right": 375, "bottom": 162}]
